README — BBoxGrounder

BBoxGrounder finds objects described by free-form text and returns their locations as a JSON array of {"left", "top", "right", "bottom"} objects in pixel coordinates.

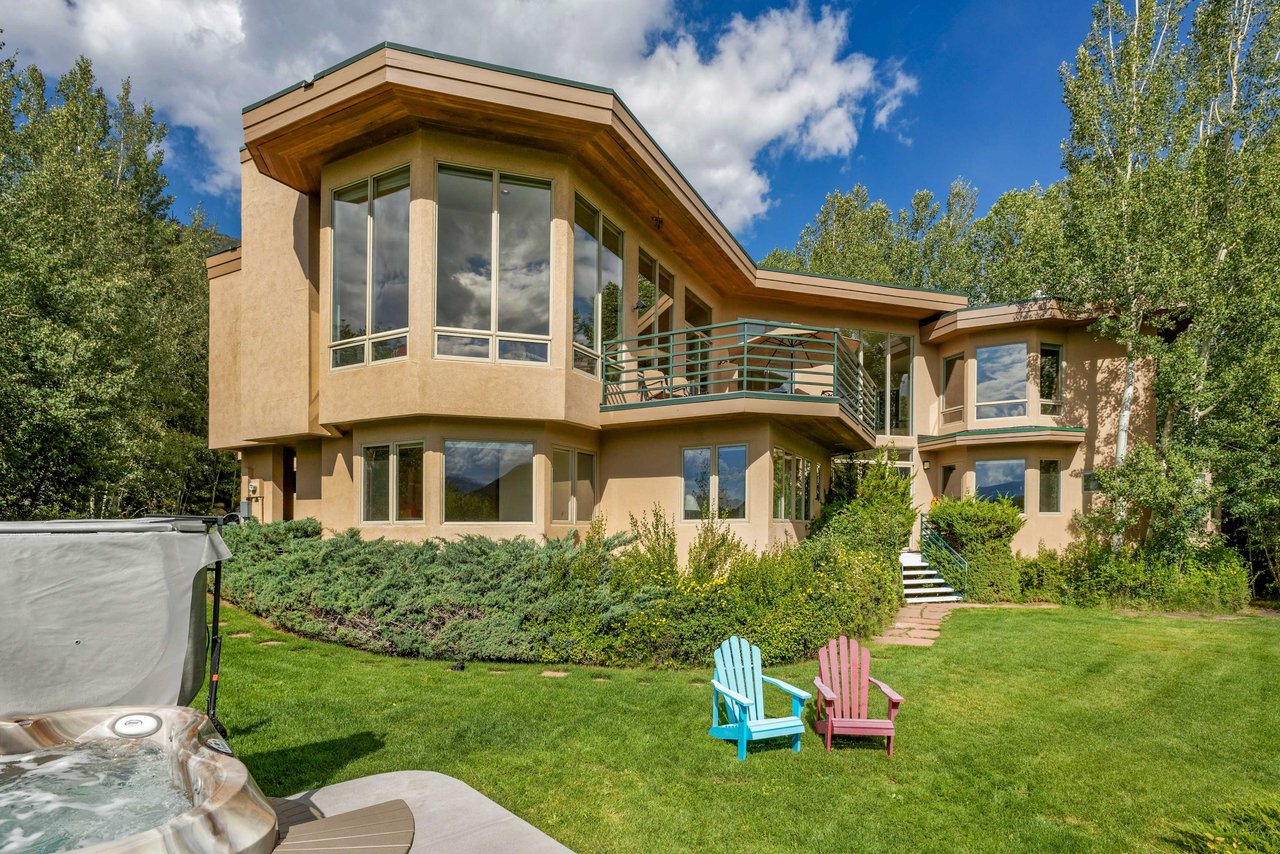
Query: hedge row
[{"left": 219, "top": 469, "right": 913, "bottom": 667}]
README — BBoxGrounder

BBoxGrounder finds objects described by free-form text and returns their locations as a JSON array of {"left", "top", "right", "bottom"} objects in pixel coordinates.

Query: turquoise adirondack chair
[{"left": 709, "top": 636, "right": 811, "bottom": 760}]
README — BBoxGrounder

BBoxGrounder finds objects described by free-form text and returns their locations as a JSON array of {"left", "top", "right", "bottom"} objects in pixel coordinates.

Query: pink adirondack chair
[{"left": 813, "top": 635, "right": 904, "bottom": 755}]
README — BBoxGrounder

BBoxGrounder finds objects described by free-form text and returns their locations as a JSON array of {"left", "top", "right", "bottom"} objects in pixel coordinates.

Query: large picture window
[
  {"left": 772, "top": 449, "right": 818, "bottom": 521},
  {"left": 976, "top": 343, "right": 1028, "bottom": 418},
  {"left": 332, "top": 166, "right": 410, "bottom": 368},
  {"left": 572, "top": 197, "right": 624, "bottom": 375},
  {"left": 362, "top": 442, "right": 423, "bottom": 523},
  {"left": 436, "top": 165, "right": 551, "bottom": 363},
  {"left": 683, "top": 444, "right": 747, "bottom": 521},
  {"left": 975, "top": 459, "right": 1025, "bottom": 510},
  {"left": 444, "top": 440, "right": 534, "bottom": 522},
  {"left": 552, "top": 448, "right": 596, "bottom": 523}
]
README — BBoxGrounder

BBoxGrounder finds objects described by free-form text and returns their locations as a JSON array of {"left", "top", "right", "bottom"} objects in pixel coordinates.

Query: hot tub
[{"left": 0, "top": 705, "right": 276, "bottom": 854}]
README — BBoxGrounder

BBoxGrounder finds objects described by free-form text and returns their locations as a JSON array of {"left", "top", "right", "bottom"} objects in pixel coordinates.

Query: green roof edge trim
[
  {"left": 206, "top": 241, "right": 242, "bottom": 258},
  {"left": 917, "top": 425, "right": 1087, "bottom": 444},
  {"left": 755, "top": 265, "right": 969, "bottom": 298}
]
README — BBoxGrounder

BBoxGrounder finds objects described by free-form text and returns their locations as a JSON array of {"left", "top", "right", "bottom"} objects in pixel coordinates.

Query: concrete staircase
[{"left": 899, "top": 550, "right": 963, "bottom": 603}]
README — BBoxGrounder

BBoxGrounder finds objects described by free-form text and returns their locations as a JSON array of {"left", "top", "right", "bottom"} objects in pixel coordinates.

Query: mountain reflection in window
[
  {"left": 974, "top": 459, "right": 1025, "bottom": 511},
  {"left": 444, "top": 440, "right": 534, "bottom": 522}
]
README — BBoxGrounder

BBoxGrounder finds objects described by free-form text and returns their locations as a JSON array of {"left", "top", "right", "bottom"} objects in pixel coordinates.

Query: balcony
[{"left": 599, "top": 320, "right": 879, "bottom": 449}]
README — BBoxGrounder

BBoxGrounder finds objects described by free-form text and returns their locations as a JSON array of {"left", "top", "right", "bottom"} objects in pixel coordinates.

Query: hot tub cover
[{"left": 0, "top": 517, "right": 229, "bottom": 716}]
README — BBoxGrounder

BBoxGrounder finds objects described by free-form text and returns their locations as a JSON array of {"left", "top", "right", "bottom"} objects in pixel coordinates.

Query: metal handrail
[
  {"left": 601, "top": 319, "right": 879, "bottom": 435},
  {"left": 919, "top": 516, "right": 968, "bottom": 599}
]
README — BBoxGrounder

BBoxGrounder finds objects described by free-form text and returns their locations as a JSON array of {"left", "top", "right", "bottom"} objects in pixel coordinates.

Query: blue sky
[{"left": 11, "top": 0, "right": 1097, "bottom": 261}]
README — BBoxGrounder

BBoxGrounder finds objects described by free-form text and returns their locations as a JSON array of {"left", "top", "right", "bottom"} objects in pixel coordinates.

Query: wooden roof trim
[
  {"left": 921, "top": 298, "right": 1088, "bottom": 343},
  {"left": 206, "top": 247, "right": 241, "bottom": 279}
]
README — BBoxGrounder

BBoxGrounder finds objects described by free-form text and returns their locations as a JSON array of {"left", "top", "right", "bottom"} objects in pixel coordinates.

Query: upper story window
[
  {"left": 844, "top": 330, "right": 913, "bottom": 436},
  {"left": 1039, "top": 343, "right": 1063, "bottom": 415},
  {"left": 435, "top": 165, "right": 551, "bottom": 363},
  {"left": 941, "top": 353, "right": 964, "bottom": 425},
  {"left": 975, "top": 342, "right": 1028, "bottom": 418},
  {"left": 331, "top": 166, "right": 410, "bottom": 368},
  {"left": 572, "top": 197, "right": 623, "bottom": 375}
]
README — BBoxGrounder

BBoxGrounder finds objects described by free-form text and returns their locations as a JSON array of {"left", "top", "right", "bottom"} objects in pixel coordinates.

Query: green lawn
[{"left": 202, "top": 604, "right": 1280, "bottom": 853}]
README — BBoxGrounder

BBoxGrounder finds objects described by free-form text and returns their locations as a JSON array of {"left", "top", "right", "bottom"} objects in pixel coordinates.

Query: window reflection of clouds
[
  {"left": 498, "top": 178, "right": 550, "bottom": 336},
  {"left": 444, "top": 441, "right": 534, "bottom": 522},
  {"left": 717, "top": 445, "right": 747, "bottom": 520},
  {"left": 573, "top": 199, "right": 599, "bottom": 350},
  {"left": 975, "top": 459, "right": 1025, "bottom": 509},
  {"left": 683, "top": 447, "right": 712, "bottom": 520},
  {"left": 437, "top": 167, "right": 493, "bottom": 331},
  {"left": 976, "top": 343, "right": 1027, "bottom": 404},
  {"left": 332, "top": 184, "right": 368, "bottom": 340},
  {"left": 372, "top": 170, "right": 410, "bottom": 334}
]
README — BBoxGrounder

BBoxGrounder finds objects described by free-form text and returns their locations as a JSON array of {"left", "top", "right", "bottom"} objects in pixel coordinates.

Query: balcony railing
[{"left": 601, "top": 320, "right": 878, "bottom": 435}]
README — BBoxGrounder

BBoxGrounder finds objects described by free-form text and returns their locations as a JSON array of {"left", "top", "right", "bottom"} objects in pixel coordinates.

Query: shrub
[
  {"left": 221, "top": 491, "right": 908, "bottom": 669},
  {"left": 1057, "top": 540, "right": 1251, "bottom": 612},
  {"left": 927, "top": 494, "right": 1024, "bottom": 552},
  {"left": 962, "top": 541, "right": 1022, "bottom": 603},
  {"left": 1017, "top": 547, "right": 1067, "bottom": 603}
]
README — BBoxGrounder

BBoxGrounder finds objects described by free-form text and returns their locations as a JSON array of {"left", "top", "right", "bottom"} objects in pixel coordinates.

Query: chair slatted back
[
  {"left": 713, "top": 636, "right": 764, "bottom": 722},
  {"left": 818, "top": 635, "right": 871, "bottom": 720}
]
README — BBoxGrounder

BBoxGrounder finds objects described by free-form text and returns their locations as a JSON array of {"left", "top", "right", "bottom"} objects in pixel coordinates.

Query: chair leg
[
  {"left": 738, "top": 720, "right": 748, "bottom": 761},
  {"left": 791, "top": 733, "right": 801, "bottom": 752},
  {"left": 826, "top": 727, "right": 833, "bottom": 752},
  {"left": 886, "top": 734, "right": 894, "bottom": 757}
]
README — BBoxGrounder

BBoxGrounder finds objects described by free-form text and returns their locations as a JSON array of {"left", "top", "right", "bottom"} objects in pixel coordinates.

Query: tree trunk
[{"left": 1111, "top": 340, "right": 1138, "bottom": 551}]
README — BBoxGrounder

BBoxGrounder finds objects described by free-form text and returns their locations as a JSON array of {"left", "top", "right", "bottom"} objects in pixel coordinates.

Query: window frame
[
  {"left": 771, "top": 447, "right": 818, "bottom": 522},
  {"left": 941, "top": 352, "right": 965, "bottom": 422},
  {"left": 841, "top": 328, "right": 915, "bottom": 436},
  {"left": 551, "top": 446, "right": 596, "bottom": 524},
  {"left": 974, "top": 341, "right": 1029, "bottom": 419},
  {"left": 1039, "top": 342, "right": 1064, "bottom": 416},
  {"left": 359, "top": 441, "right": 424, "bottom": 524},
  {"left": 1038, "top": 458, "right": 1062, "bottom": 514},
  {"left": 441, "top": 438, "right": 536, "bottom": 524},
  {"left": 330, "top": 163, "right": 412, "bottom": 371},
  {"left": 572, "top": 195, "right": 624, "bottom": 377},
  {"left": 433, "top": 162, "right": 554, "bottom": 366},
  {"left": 682, "top": 443, "right": 749, "bottom": 522}
]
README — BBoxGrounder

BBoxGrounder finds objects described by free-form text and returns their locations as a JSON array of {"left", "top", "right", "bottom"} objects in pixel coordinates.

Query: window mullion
[
  {"left": 490, "top": 171, "right": 499, "bottom": 356},
  {"left": 364, "top": 176, "right": 375, "bottom": 365}
]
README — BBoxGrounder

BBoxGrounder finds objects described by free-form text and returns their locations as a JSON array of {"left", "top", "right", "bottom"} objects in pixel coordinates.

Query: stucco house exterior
[{"left": 207, "top": 43, "right": 1153, "bottom": 558}]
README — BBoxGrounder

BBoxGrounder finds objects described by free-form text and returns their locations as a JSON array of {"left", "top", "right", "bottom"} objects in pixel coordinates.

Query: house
[{"left": 207, "top": 43, "right": 1153, "bottom": 558}]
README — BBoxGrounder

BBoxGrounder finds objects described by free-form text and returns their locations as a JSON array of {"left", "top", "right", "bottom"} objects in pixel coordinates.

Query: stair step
[
  {"left": 905, "top": 585, "right": 955, "bottom": 596},
  {"left": 898, "top": 552, "right": 929, "bottom": 567},
  {"left": 901, "top": 568, "right": 934, "bottom": 577},
  {"left": 905, "top": 593, "right": 964, "bottom": 603},
  {"left": 903, "top": 577, "right": 949, "bottom": 587}
]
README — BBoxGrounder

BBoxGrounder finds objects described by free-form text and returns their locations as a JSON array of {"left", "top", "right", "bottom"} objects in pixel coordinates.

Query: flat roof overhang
[
  {"left": 600, "top": 394, "right": 877, "bottom": 451},
  {"left": 242, "top": 43, "right": 973, "bottom": 320},
  {"left": 916, "top": 425, "right": 1086, "bottom": 451}
]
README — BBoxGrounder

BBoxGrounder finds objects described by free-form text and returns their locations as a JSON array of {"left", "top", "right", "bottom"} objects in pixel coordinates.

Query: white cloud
[{"left": 2, "top": 0, "right": 917, "bottom": 231}]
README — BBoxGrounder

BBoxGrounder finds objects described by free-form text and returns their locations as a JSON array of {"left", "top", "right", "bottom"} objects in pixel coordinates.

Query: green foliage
[
  {"left": 0, "top": 51, "right": 237, "bottom": 519},
  {"left": 927, "top": 494, "right": 1025, "bottom": 551},
  {"left": 1055, "top": 540, "right": 1250, "bottom": 612},
  {"left": 810, "top": 447, "right": 916, "bottom": 553},
  {"left": 221, "top": 500, "right": 906, "bottom": 668},
  {"left": 1017, "top": 547, "right": 1069, "bottom": 603},
  {"left": 963, "top": 541, "right": 1022, "bottom": 604}
]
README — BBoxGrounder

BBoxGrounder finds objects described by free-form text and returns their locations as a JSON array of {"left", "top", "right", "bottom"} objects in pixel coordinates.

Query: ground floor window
[
  {"left": 772, "top": 448, "right": 819, "bottom": 521},
  {"left": 683, "top": 444, "right": 747, "bottom": 520},
  {"left": 362, "top": 442, "right": 423, "bottom": 523},
  {"left": 975, "top": 458, "right": 1025, "bottom": 511},
  {"left": 444, "top": 440, "right": 534, "bottom": 522},
  {"left": 1039, "top": 459, "right": 1061, "bottom": 513},
  {"left": 940, "top": 463, "right": 958, "bottom": 497},
  {"left": 552, "top": 448, "right": 596, "bottom": 523}
]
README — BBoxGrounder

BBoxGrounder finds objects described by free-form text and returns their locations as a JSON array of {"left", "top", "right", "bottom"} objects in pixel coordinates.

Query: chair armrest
[
  {"left": 711, "top": 680, "right": 752, "bottom": 710},
  {"left": 761, "top": 675, "right": 812, "bottom": 701},
  {"left": 868, "top": 676, "right": 904, "bottom": 705},
  {"left": 812, "top": 676, "right": 836, "bottom": 704}
]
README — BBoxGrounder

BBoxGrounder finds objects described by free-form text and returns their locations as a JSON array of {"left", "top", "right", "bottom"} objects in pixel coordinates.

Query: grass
[{"left": 201, "top": 604, "right": 1280, "bottom": 853}]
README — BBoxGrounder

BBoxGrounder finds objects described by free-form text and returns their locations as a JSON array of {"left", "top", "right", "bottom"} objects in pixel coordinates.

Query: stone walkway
[{"left": 873, "top": 601, "right": 1059, "bottom": 646}]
